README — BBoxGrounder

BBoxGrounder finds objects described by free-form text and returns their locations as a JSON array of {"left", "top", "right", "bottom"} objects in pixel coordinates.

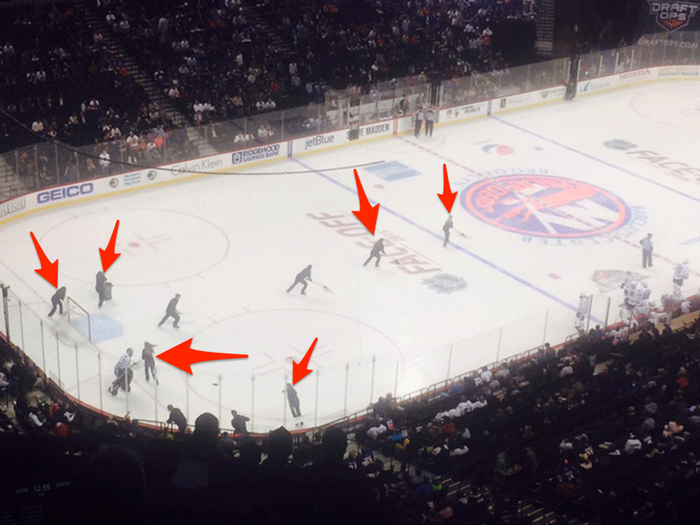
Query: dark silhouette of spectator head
[
  {"left": 265, "top": 426, "right": 293, "bottom": 466},
  {"left": 78, "top": 446, "right": 146, "bottom": 524},
  {"left": 143, "top": 438, "right": 181, "bottom": 488},
  {"left": 239, "top": 439, "right": 262, "bottom": 469},
  {"left": 321, "top": 426, "right": 347, "bottom": 465},
  {"left": 193, "top": 412, "right": 219, "bottom": 442}
]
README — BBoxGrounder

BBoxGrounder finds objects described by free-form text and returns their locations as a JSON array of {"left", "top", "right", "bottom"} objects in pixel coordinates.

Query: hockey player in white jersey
[
  {"left": 623, "top": 282, "right": 639, "bottom": 312},
  {"left": 621, "top": 272, "right": 636, "bottom": 304},
  {"left": 632, "top": 298, "right": 651, "bottom": 320},
  {"left": 638, "top": 281, "right": 651, "bottom": 302},
  {"left": 575, "top": 292, "right": 590, "bottom": 330},
  {"left": 622, "top": 271, "right": 635, "bottom": 290},
  {"left": 673, "top": 260, "right": 690, "bottom": 292}
]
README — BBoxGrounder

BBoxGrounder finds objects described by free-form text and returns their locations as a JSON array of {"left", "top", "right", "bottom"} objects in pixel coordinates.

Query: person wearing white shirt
[
  {"left": 28, "top": 411, "right": 44, "bottom": 428},
  {"left": 99, "top": 149, "right": 110, "bottom": 175},
  {"left": 109, "top": 348, "right": 134, "bottom": 395},
  {"left": 624, "top": 434, "right": 642, "bottom": 454},
  {"left": 673, "top": 260, "right": 690, "bottom": 290}
]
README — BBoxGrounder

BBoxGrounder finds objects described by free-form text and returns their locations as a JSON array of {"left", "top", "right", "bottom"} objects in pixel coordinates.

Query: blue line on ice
[
  {"left": 292, "top": 158, "right": 579, "bottom": 314},
  {"left": 492, "top": 116, "right": 700, "bottom": 205}
]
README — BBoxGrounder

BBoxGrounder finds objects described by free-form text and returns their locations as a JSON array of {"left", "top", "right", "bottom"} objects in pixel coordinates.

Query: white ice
[{"left": 2, "top": 80, "right": 700, "bottom": 433}]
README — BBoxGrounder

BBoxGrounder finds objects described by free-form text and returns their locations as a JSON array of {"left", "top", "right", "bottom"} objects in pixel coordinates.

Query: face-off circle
[
  {"left": 40, "top": 208, "right": 230, "bottom": 286},
  {"left": 629, "top": 85, "right": 700, "bottom": 131},
  {"left": 461, "top": 174, "right": 631, "bottom": 238}
]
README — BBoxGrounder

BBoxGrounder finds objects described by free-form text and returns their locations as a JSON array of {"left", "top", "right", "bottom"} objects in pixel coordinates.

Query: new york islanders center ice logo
[{"left": 462, "top": 175, "right": 630, "bottom": 238}]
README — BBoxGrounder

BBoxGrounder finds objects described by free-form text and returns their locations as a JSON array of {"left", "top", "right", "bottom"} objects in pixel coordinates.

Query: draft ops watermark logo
[
  {"left": 461, "top": 175, "right": 631, "bottom": 238},
  {"left": 647, "top": 1, "right": 700, "bottom": 32}
]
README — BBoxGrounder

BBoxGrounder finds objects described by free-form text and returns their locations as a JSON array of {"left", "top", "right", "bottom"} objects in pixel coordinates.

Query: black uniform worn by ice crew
[
  {"left": 285, "top": 383, "right": 301, "bottom": 417},
  {"left": 158, "top": 294, "right": 181, "bottom": 328},
  {"left": 167, "top": 405, "right": 187, "bottom": 433},
  {"left": 286, "top": 265, "right": 313, "bottom": 295},
  {"left": 142, "top": 342, "right": 158, "bottom": 383},
  {"left": 363, "top": 239, "right": 386, "bottom": 267},
  {"left": 48, "top": 287, "right": 67, "bottom": 317},
  {"left": 443, "top": 216, "right": 453, "bottom": 247},
  {"left": 95, "top": 271, "right": 112, "bottom": 308},
  {"left": 230, "top": 410, "right": 250, "bottom": 436}
]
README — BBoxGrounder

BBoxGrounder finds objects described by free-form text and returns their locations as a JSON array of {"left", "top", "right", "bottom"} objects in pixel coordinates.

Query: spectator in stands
[
  {"left": 99, "top": 148, "right": 111, "bottom": 175},
  {"left": 78, "top": 445, "right": 147, "bottom": 525},
  {"left": 31, "top": 119, "right": 44, "bottom": 134},
  {"left": 230, "top": 409, "right": 250, "bottom": 437},
  {"left": 304, "top": 426, "right": 378, "bottom": 521},
  {"left": 166, "top": 404, "right": 187, "bottom": 433},
  {"left": 27, "top": 407, "right": 45, "bottom": 431},
  {"left": 0, "top": 372, "right": 8, "bottom": 396},
  {"left": 262, "top": 426, "right": 293, "bottom": 468}
]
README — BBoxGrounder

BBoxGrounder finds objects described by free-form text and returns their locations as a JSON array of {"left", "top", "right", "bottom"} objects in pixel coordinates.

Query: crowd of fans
[
  {"left": 0, "top": 0, "right": 651, "bottom": 173},
  {"left": 2, "top": 297, "right": 700, "bottom": 523},
  {"left": 0, "top": 4, "right": 163, "bottom": 154},
  {"left": 87, "top": 0, "right": 537, "bottom": 126},
  {"left": 352, "top": 312, "right": 700, "bottom": 523},
  {"left": 91, "top": 0, "right": 312, "bottom": 126},
  {"left": 0, "top": 0, "right": 628, "bottom": 194},
  {"left": 270, "top": 0, "right": 534, "bottom": 89}
]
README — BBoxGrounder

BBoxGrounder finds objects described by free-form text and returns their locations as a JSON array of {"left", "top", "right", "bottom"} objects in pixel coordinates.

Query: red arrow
[
  {"left": 30, "top": 232, "right": 58, "bottom": 288},
  {"left": 437, "top": 164, "right": 457, "bottom": 213},
  {"left": 293, "top": 337, "right": 317, "bottom": 385},
  {"left": 352, "top": 169, "right": 380, "bottom": 235},
  {"left": 99, "top": 220, "right": 121, "bottom": 272},
  {"left": 156, "top": 339, "right": 248, "bottom": 374}
]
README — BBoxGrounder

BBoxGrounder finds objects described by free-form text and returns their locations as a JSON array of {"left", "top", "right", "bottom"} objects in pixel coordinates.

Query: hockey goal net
[{"left": 66, "top": 296, "right": 92, "bottom": 342}]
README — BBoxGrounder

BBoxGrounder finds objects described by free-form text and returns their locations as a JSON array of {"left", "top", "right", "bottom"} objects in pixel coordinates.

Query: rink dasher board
[
  {"left": 1, "top": 65, "right": 698, "bottom": 230},
  {"left": 576, "top": 64, "right": 700, "bottom": 99}
]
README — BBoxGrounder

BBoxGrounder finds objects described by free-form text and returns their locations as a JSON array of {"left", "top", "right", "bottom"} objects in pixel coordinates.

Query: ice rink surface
[{"left": 2, "top": 80, "right": 700, "bottom": 432}]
